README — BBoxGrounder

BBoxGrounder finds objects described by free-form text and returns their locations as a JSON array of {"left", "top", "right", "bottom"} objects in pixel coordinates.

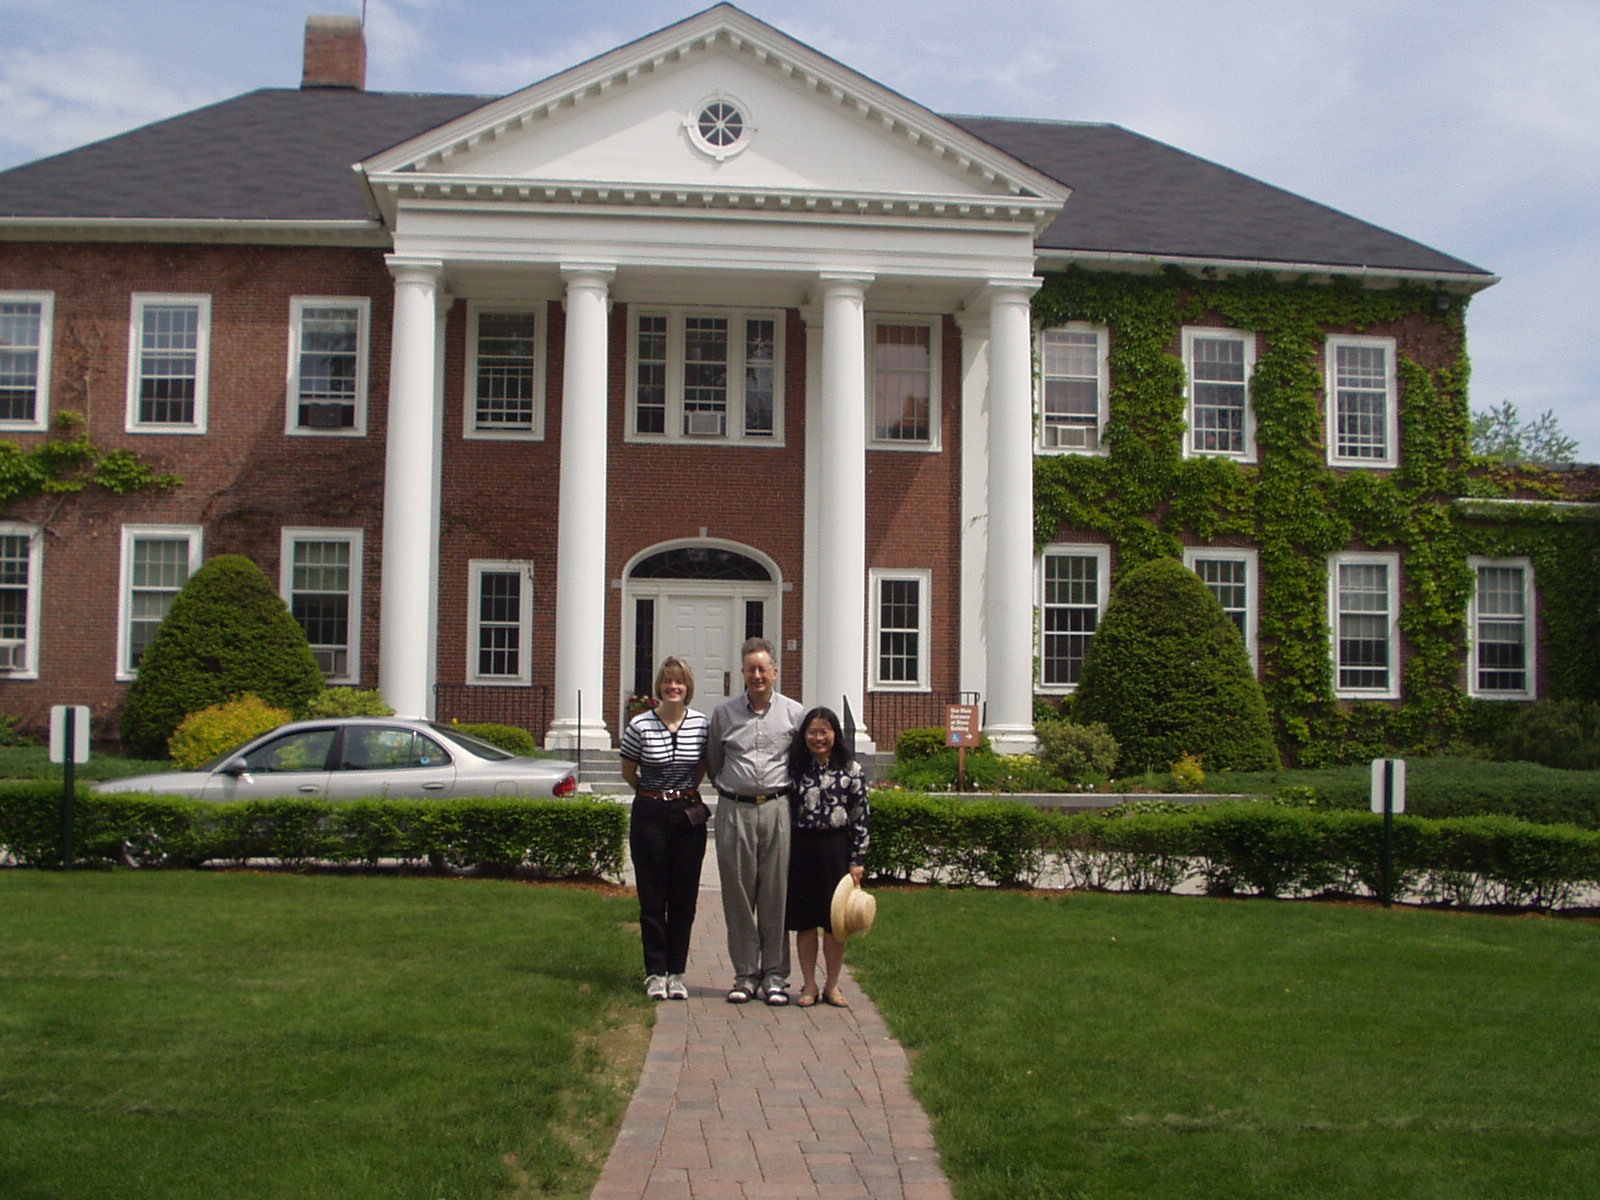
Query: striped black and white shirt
[{"left": 620, "top": 707, "right": 710, "bottom": 793}]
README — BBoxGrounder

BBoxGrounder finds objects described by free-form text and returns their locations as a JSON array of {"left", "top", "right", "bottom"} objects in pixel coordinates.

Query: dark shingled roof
[
  {"left": 0, "top": 89, "right": 1491, "bottom": 279},
  {"left": 950, "top": 115, "right": 1489, "bottom": 277},
  {"left": 0, "top": 89, "right": 490, "bottom": 222}
]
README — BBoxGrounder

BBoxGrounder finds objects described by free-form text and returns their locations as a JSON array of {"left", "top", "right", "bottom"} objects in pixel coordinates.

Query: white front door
[{"left": 661, "top": 592, "right": 738, "bottom": 705}]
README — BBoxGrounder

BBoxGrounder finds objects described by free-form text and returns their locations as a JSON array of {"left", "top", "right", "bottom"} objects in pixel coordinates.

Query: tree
[
  {"left": 119, "top": 555, "right": 325, "bottom": 757},
  {"left": 1470, "top": 401, "right": 1578, "bottom": 464},
  {"left": 1074, "top": 557, "right": 1280, "bottom": 775}
]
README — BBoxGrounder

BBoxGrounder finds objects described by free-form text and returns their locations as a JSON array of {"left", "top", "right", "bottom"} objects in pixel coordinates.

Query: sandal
[
  {"left": 822, "top": 988, "right": 849, "bottom": 1008},
  {"left": 797, "top": 987, "right": 819, "bottom": 1008},
  {"left": 726, "top": 984, "right": 753, "bottom": 1004}
]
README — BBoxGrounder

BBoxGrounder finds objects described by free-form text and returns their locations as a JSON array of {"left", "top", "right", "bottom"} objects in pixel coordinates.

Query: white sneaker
[
  {"left": 644, "top": 974, "right": 668, "bottom": 1001},
  {"left": 666, "top": 974, "right": 689, "bottom": 1000}
]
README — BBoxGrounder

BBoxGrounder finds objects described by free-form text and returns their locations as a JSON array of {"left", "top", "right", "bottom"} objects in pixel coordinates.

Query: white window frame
[
  {"left": 0, "top": 522, "right": 43, "bottom": 678},
  {"left": 287, "top": 296, "right": 370, "bottom": 437},
  {"left": 1325, "top": 335, "right": 1398, "bottom": 468},
  {"left": 625, "top": 307, "right": 784, "bottom": 446},
  {"left": 116, "top": 524, "right": 203, "bottom": 680},
  {"left": 869, "top": 568, "right": 931, "bottom": 691},
  {"left": 0, "top": 291, "right": 53, "bottom": 432},
  {"left": 1036, "top": 322, "right": 1109, "bottom": 454},
  {"left": 1467, "top": 556, "right": 1536, "bottom": 700},
  {"left": 868, "top": 317, "right": 942, "bottom": 452},
  {"left": 1036, "top": 544, "right": 1112, "bottom": 693},
  {"left": 126, "top": 294, "right": 210, "bottom": 434},
  {"left": 1183, "top": 327, "right": 1257, "bottom": 461},
  {"left": 463, "top": 301, "right": 545, "bottom": 441},
  {"left": 1184, "top": 547, "right": 1259, "bottom": 671},
  {"left": 469, "top": 560, "right": 535, "bottom": 685},
  {"left": 1328, "top": 551, "right": 1400, "bottom": 699},
  {"left": 280, "top": 528, "right": 363, "bottom": 685}
]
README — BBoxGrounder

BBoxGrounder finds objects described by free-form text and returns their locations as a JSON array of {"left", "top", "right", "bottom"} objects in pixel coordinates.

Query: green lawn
[
  {"left": 849, "top": 888, "right": 1600, "bottom": 1200},
  {"left": 0, "top": 871, "right": 648, "bottom": 1200}
]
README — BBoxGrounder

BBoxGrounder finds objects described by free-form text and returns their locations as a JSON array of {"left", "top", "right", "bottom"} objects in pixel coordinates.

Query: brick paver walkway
[{"left": 590, "top": 811, "right": 953, "bottom": 1200}]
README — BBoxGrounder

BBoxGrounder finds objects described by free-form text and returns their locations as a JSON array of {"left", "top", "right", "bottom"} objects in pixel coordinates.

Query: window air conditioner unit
[
  {"left": 1043, "top": 423, "right": 1096, "bottom": 450},
  {"left": 0, "top": 640, "right": 25, "bottom": 671},
  {"left": 304, "top": 401, "right": 346, "bottom": 429},
  {"left": 684, "top": 411, "right": 726, "bottom": 437}
]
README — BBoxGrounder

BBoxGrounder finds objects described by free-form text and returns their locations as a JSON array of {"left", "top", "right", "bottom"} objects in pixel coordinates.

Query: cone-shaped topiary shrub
[
  {"left": 118, "top": 555, "right": 325, "bottom": 757},
  {"left": 1075, "top": 557, "right": 1280, "bottom": 775}
]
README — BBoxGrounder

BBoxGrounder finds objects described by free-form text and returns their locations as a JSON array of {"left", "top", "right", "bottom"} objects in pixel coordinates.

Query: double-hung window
[
  {"left": 117, "top": 525, "right": 202, "bottom": 678},
  {"left": 628, "top": 309, "right": 781, "bottom": 443},
  {"left": 1184, "top": 327, "right": 1255, "bottom": 459},
  {"left": 127, "top": 295, "right": 209, "bottom": 433},
  {"left": 289, "top": 297, "right": 369, "bottom": 435},
  {"left": 1038, "top": 323, "right": 1107, "bottom": 452},
  {"left": 465, "top": 303, "right": 544, "bottom": 440},
  {"left": 1468, "top": 557, "right": 1535, "bottom": 699},
  {"left": 1184, "top": 547, "right": 1259, "bottom": 670},
  {"left": 0, "top": 292, "right": 52, "bottom": 430},
  {"left": 1326, "top": 335, "right": 1397, "bottom": 467},
  {"left": 1038, "top": 545, "right": 1111, "bottom": 690},
  {"left": 870, "top": 568, "right": 930, "bottom": 690},
  {"left": 469, "top": 561, "right": 534, "bottom": 685},
  {"left": 1329, "top": 552, "right": 1400, "bottom": 698},
  {"left": 282, "top": 529, "right": 362, "bottom": 683},
  {"left": 871, "top": 320, "right": 939, "bottom": 449},
  {"left": 0, "top": 523, "right": 42, "bottom": 677}
]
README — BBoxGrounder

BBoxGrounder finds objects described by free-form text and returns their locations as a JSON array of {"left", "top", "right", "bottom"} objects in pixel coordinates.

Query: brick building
[{"left": 6, "top": 5, "right": 1563, "bottom": 759}]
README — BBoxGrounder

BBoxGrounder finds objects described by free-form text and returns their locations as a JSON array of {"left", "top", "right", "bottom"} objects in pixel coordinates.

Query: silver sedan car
[{"left": 93, "top": 717, "right": 579, "bottom": 801}]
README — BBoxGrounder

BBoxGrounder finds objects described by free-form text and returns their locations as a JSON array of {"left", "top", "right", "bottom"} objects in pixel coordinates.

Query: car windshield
[{"left": 429, "top": 723, "right": 515, "bottom": 761}]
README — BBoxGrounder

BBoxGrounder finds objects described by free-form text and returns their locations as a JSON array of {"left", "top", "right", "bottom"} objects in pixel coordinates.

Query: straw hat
[{"left": 829, "top": 873, "right": 877, "bottom": 942}]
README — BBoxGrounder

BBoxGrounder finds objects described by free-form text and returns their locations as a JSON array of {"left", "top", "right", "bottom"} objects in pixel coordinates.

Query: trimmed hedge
[
  {"left": 0, "top": 784, "right": 625, "bottom": 878},
  {"left": 1206, "top": 758, "right": 1600, "bottom": 828},
  {"left": 118, "top": 555, "right": 325, "bottom": 758},
  {"left": 868, "top": 793, "right": 1600, "bottom": 911}
]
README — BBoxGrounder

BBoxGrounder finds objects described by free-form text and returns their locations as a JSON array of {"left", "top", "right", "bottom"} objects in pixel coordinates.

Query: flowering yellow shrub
[{"left": 167, "top": 694, "right": 292, "bottom": 768}]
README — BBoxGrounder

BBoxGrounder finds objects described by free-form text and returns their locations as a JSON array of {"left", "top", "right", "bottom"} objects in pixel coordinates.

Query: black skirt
[{"left": 785, "top": 826, "right": 852, "bottom": 932}]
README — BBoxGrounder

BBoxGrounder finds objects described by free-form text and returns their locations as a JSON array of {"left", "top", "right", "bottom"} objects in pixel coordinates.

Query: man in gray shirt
[{"left": 706, "top": 636, "right": 806, "bottom": 1005}]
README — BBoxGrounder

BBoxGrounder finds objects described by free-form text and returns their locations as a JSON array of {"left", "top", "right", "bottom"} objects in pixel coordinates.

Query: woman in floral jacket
[{"left": 784, "top": 706, "right": 870, "bottom": 1008}]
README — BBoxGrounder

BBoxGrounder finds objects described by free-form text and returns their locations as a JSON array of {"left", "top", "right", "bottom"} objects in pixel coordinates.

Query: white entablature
[{"left": 358, "top": 4, "right": 1067, "bottom": 237}]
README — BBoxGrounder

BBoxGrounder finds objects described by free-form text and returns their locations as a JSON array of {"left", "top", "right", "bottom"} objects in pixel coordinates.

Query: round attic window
[{"left": 685, "top": 93, "right": 753, "bottom": 162}]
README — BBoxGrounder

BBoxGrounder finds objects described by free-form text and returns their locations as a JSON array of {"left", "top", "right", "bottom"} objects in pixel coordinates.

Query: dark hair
[{"left": 788, "top": 706, "right": 852, "bottom": 776}]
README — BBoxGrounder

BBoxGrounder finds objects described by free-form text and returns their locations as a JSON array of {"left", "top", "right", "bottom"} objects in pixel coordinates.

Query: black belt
[{"left": 717, "top": 788, "right": 790, "bottom": 805}]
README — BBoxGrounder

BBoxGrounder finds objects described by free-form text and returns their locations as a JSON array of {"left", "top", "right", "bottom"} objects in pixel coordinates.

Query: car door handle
[
  {"left": 423, "top": 782, "right": 446, "bottom": 790},
  {"left": 298, "top": 785, "right": 320, "bottom": 793}
]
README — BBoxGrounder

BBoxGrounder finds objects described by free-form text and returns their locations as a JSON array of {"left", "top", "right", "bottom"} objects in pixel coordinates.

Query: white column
[
  {"left": 379, "top": 257, "right": 444, "bottom": 718},
  {"left": 546, "top": 265, "right": 615, "bottom": 751},
  {"left": 955, "top": 307, "right": 992, "bottom": 703},
  {"left": 983, "top": 280, "right": 1042, "bottom": 754},
  {"left": 799, "top": 302, "right": 823, "bottom": 701},
  {"left": 812, "top": 272, "right": 874, "bottom": 749}
]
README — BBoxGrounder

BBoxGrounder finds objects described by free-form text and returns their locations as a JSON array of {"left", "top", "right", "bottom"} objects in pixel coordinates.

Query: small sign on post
[
  {"left": 50, "top": 705, "right": 91, "bottom": 871},
  {"left": 947, "top": 704, "right": 979, "bottom": 793},
  {"left": 1370, "top": 758, "right": 1406, "bottom": 908}
]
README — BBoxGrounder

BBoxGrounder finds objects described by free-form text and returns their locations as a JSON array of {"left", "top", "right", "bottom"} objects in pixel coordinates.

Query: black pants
[{"left": 629, "top": 796, "right": 708, "bottom": 975}]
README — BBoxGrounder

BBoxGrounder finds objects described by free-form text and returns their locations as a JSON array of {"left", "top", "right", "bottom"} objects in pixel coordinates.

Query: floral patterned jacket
[{"left": 790, "top": 760, "right": 871, "bottom": 866}]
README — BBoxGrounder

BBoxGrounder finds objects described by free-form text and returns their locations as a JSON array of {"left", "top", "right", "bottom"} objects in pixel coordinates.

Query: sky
[{"left": 3, "top": 0, "right": 1597, "bottom": 460}]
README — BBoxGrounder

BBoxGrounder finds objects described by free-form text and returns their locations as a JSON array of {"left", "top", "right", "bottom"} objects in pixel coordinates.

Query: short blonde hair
[{"left": 655, "top": 656, "right": 695, "bottom": 703}]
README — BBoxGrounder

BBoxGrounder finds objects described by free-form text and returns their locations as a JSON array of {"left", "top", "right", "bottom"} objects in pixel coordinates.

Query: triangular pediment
[{"left": 361, "top": 4, "right": 1066, "bottom": 225}]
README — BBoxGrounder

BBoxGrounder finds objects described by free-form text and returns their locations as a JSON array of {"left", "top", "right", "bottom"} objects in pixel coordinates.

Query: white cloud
[
  {"left": 0, "top": 43, "right": 215, "bottom": 161},
  {"left": 446, "top": 29, "right": 633, "bottom": 95}
]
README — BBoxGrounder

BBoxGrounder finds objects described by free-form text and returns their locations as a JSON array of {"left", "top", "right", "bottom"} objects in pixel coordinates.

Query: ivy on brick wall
[
  {"left": 0, "top": 413, "right": 180, "bottom": 514},
  {"left": 1032, "top": 266, "right": 1600, "bottom": 766}
]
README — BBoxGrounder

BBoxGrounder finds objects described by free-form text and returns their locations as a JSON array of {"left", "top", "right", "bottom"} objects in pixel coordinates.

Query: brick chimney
[{"left": 301, "top": 15, "right": 366, "bottom": 90}]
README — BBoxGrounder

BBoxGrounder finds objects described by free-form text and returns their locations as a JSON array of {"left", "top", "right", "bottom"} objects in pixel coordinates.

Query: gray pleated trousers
[{"left": 713, "top": 796, "right": 791, "bottom": 992}]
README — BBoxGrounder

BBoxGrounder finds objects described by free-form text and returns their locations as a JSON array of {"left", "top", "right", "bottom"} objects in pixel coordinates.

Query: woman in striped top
[{"left": 620, "top": 656, "right": 711, "bottom": 1001}]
